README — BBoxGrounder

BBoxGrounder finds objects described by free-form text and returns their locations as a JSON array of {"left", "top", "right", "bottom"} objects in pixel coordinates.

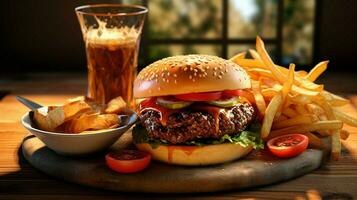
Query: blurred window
[{"left": 138, "top": 0, "right": 316, "bottom": 67}]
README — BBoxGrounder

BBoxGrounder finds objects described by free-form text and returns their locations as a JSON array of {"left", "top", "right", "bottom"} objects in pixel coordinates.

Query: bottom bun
[{"left": 135, "top": 143, "right": 253, "bottom": 166}]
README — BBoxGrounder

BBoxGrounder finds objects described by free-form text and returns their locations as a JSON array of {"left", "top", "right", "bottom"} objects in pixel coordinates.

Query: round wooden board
[{"left": 22, "top": 133, "right": 329, "bottom": 193}]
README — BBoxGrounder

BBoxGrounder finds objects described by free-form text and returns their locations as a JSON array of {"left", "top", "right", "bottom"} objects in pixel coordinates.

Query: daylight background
[{"left": 1, "top": 0, "right": 356, "bottom": 74}]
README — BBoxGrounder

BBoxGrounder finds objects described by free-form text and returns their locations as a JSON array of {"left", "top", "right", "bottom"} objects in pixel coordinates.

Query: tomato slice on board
[
  {"left": 222, "top": 90, "right": 243, "bottom": 98},
  {"left": 175, "top": 92, "right": 222, "bottom": 101},
  {"left": 267, "top": 134, "right": 309, "bottom": 158},
  {"left": 105, "top": 150, "right": 151, "bottom": 173}
]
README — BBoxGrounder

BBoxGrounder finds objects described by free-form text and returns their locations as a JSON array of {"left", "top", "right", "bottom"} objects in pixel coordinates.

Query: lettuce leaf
[{"left": 132, "top": 121, "right": 264, "bottom": 150}]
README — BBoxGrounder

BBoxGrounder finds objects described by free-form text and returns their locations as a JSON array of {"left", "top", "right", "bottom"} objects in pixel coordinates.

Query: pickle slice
[
  {"left": 156, "top": 97, "right": 193, "bottom": 109},
  {"left": 207, "top": 97, "right": 240, "bottom": 108}
]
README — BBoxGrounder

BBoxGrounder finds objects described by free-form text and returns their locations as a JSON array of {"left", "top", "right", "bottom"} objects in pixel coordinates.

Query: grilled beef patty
[{"left": 140, "top": 103, "right": 256, "bottom": 144}]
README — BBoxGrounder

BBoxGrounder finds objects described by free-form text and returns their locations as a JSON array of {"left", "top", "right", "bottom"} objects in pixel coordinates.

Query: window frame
[{"left": 140, "top": 0, "right": 318, "bottom": 68}]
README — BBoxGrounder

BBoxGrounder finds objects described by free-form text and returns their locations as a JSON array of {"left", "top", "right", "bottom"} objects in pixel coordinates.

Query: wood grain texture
[{"left": 1, "top": 74, "right": 357, "bottom": 199}]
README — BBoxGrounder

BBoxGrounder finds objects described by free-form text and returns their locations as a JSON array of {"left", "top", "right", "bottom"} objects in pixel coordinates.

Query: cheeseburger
[{"left": 133, "top": 55, "right": 263, "bottom": 166}]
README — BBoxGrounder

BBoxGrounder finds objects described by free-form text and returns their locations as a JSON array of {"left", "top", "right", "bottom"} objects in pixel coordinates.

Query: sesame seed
[
  {"left": 218, "top": 75, "right": 222, "bottom": 79},
  {"left": 189, "top": 75, "right": 192, "bottom": 79},
  {"left": 213, "top": 72, "right": 217, "bottom": 76}
]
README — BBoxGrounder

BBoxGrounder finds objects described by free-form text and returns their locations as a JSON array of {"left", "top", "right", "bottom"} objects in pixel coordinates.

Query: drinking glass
[{"left": 76, "top": 4, "right": 148, "bottom": 107}]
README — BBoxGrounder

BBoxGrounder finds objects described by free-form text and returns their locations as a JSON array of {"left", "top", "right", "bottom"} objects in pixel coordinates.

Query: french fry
[
  {"left": 274, "top": 114, "right": 288, "bottom": 122},
  {"left": 229, "top": 51, "right": 247, "bottom": 62},
  {"left": 306, "top": 103, "right": 325, "bottom": 116},
  {"left": 256, "top": 36, "right": 287, "bottom": 84},
  {"left": 248, "top": 73, "right": 260, "bottom": 80},
  {"left": 305, "top": 61, "right": 329, "bottom": 82},
  {"left": 321, "top": 91, "right": 350, "bottom": 106},
  {"left": 298, "top": 79, "right": 324, "bottom": 92},
  {"left": 233, "top": 58, "right": 266, "bottom": 69},
  {"left": 269, "top": 120, "right": 343, "bottom": 139},
  {"left": 340, "top": 129, "right": 350, "bottom": 140},
  {"left": 261, "top": 92, "right": 283, "bottom": 139},
  {"left": 303, "top": 132, "right": 324, "bottom": 149},
  {"left": 260, "top": 77, "right": 280, "bottom": 88},
  {"left": 272, "top": 114, "right": 319, "bottom": 130},
  {"left": 281, "top": 64, "right": 295, "bottom": 108},
  {"left": 282, "top": 107, "right": 299, "bottom": 118},
  {"left": 234, "top": 58, "right": 305, "bottom": 82},
  {"left": 251, "top": 80, "right": 267, "bottom": 119},
  {"left": 249, "top": 49, "right": 261, "bottom": 60},
  {"left": 315, "top": 113, "right": 331, "bottom": 136},
  {"left": 256, "top": 37, "right": 323, "bottom": 96},
  {"left": 294, "top": 104, "right": 309, "bottom": 115},
  {"left": 315, "top": 100, "right": 341, "bottom": 160},
  {"left": 333, "top": 108, "right": 357, "bottom": 127},
  {"left": 331, "top": 129, "right": 341, "bottom": 161},
  {"left": 318, "top": 114, "right": 328, "bottom": 121},
  {"left": 261, "top": 88, "right": 279, "bottom": 99},
  {"left": 291, "top": 95, "right": 313, "bottom": 104},
  {"left": 233, "top": 57, "right": 323, "bottom": 92},
  {"left": 314, "top": 100, "right": 334, "bottom": 119},
  {"left": 296, "top": 70, "right": 308, "bottom": 77},
  {"left": 246, "top": 68, "right": 274, "bottom": 78}
]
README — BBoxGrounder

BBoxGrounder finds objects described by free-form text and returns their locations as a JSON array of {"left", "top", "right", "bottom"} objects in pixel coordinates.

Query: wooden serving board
[{"left": 22, "top": 132, "right": 330, "bottom": 193}]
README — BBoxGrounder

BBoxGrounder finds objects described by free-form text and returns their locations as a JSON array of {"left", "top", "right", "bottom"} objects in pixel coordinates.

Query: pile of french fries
[{"left": 230, "top": 36, "right": 357, "bottom": 160}]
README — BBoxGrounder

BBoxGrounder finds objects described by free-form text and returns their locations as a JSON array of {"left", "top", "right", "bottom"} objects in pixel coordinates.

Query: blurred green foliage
[{"left": 144, "top": 0, "right": 314, "bottom": 65}]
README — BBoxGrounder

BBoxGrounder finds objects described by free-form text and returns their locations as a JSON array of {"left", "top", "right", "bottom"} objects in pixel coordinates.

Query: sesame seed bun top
[{"left": 133, "top": 54, "right": 251, "bottom": 98}]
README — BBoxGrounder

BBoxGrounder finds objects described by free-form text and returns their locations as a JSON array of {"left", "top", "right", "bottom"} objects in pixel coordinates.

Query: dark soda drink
[{"left": 85, "top": 29, "right": 138, "bottom": 108}]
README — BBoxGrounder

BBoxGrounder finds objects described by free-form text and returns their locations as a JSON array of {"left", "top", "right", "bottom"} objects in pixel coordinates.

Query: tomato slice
[
  {"left": 175, "top": 92, "right": 222, "bottom": 101},
  {"left": 267, "top": 134, "right": 309, "bottom": 158},
  {"left": 139, "top": 97, "right": 157, "bottom": 110},
  {"left": 222, "top": 90, "right": 243, "bottom": 98},
  {"left": 105, "top": 150, "right": 151, "bottom": 173}
]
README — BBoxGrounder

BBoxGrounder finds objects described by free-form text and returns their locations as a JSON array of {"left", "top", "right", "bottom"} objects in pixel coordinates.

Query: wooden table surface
[{"left": 1, "top": 73, "right": 357, "bottom": 200}]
